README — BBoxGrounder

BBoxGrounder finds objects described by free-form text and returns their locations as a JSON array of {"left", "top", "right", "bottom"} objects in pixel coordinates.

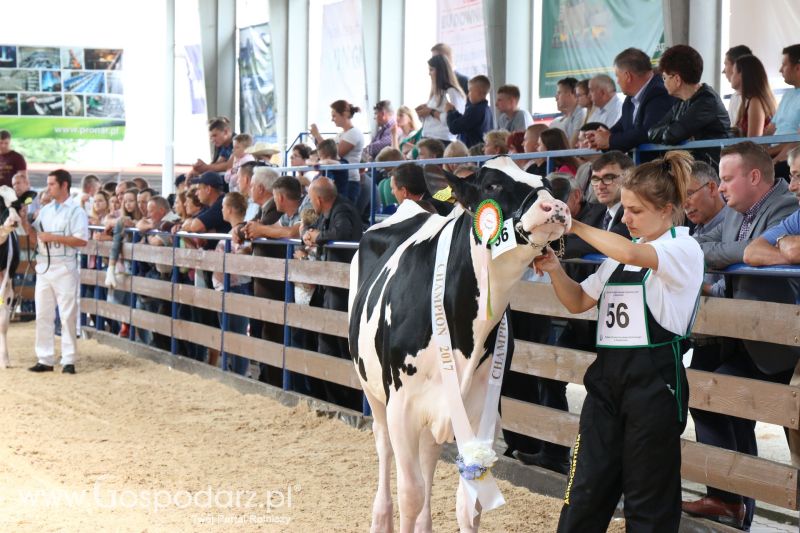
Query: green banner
[
  {"left": 0, "top": 45, "right": 124, "bottom": 139},
  {"left": 539, "top": 0, "right": 665, "bottom": 97},
  {"left": 0, "top": 117, "right": 124, "bottom": 140}
]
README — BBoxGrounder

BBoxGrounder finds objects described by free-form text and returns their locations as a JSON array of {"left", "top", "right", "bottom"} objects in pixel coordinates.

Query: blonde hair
[
  {"left": 484, "top": 130, "right": 510, "bottom": 154},
  {"left": 623, "top": 150, "right": 694, "bottom": 225},
  {"left": 397, "top": 105, "right": 421, "bottom": 132}
]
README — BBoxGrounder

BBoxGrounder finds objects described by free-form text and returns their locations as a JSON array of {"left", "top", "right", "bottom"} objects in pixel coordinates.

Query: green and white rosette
[{"left": 473, "top": 199, "right": 503, "bottom": 247}]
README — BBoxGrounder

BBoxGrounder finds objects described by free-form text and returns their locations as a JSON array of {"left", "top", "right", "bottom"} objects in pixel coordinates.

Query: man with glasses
[{"left": 685, "top": 161, "right": 729, "bottom": 297}]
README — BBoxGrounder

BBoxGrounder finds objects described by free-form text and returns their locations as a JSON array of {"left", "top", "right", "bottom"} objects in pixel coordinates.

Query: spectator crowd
[{"left": 4, "top": 39, "right": 800, "bottom": 532}]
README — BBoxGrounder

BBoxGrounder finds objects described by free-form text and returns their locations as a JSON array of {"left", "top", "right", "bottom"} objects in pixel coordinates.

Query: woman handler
[{"left": 533, "top": 150, "right": 704, "bottom": 532}]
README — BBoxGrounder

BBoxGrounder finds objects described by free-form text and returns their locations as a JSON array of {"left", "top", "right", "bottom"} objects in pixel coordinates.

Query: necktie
[
  {"left": 622, "top": 97, "right": 634, "bottom": 129},
  {"left": 602, "top": 210, "right": 612, "bottom": 230}
]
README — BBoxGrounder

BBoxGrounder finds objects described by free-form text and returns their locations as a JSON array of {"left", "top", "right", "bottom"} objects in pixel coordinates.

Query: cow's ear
[{"left": 423, "top": 165, "right": 479, "bottom": 209}]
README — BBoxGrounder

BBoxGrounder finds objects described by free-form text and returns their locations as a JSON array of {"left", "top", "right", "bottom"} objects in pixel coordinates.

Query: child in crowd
[
  {"left": 316, "top": 139, "right": 349, "bottom": 197},
  {"left": 89, "top": 190, "right": 111, "bottom": 226},
  {"left": 294, "top": 208, "right": 320, "bottom": 305},
  {"left": 225, "top": 133, "right": 255, "bottom": 192},
  {"left": 445, "top": 75, "right": 493, "bottom": 148}
]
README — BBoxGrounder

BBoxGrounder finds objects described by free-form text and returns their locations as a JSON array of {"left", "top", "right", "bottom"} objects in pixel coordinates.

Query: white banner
[
  {"left": 316, "top": 0, "right": 368, "bottom": 130},
  {"left": 436, "top": 0, "right": 488, "bottom": 78}
]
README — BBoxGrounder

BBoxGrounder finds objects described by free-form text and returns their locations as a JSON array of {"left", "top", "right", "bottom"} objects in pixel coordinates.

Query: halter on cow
[{"left": 348, "top": 156, "right": 572, "bottom": 532}]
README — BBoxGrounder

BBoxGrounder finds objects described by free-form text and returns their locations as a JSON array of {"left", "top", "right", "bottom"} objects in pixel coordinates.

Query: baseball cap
[{"left": 193, "top": 171, "right": 225, "bottom": 189}]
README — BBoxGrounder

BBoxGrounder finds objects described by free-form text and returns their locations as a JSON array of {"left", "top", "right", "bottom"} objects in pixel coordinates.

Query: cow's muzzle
[{"left": 513, "top": 188, "right": 571, "bottom": 249}]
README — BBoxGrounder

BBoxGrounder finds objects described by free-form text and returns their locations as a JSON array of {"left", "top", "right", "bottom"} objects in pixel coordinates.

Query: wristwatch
[{"left": 775, "top": 234, "right": 788, "bottom": 247}]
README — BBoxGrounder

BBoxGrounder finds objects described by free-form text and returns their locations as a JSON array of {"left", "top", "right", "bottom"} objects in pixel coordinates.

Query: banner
[
  {"left": 316, "top": 0, "right": 368, "bottom": 130},
  {"left": 437, "top": 0, "right": 487, "bottom": 78},
  {"left": 238, "top": 24, "right": 277, "bottom": 142},
  {"left": 0, "top": 45, "right": 124, "bottom": 139},
  {"left": 539, "top": 0, "right": 665, "bottom": 97}
]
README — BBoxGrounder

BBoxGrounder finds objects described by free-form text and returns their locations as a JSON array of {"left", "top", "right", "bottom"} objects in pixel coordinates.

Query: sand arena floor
[{"left": 0, "top": 322, "right": 626, "bottom": 532}]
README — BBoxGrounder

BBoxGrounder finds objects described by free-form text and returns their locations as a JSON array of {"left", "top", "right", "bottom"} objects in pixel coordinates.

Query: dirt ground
[{"left": 0, "top": 322, "right": 625, "bottom": 532}]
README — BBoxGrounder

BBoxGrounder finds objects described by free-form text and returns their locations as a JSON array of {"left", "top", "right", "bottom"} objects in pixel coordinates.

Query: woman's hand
[
  {"left": 416, "top": 105, "right": 431, "bottom": 119},
  {"left": 532, "top": 246, "right": 562, "bottom": 276}
]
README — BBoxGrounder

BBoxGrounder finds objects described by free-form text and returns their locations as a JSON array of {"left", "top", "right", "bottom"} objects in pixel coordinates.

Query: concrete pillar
[
  {"left": 504, "top": 0, "right": 533, "bottom": 107},
  {"left": 197, "top": 0, "right": 236, "bottom": 123},
  {"left": 163, "top": 0, "right": 175, "bottom": 194},
  {"left": 689, "top": 0, "right": 722, "bottom": 89},
  {"left": 483, "top": 0, "right": 507, "bottom": 96},
  {"left": 378, "top": 0, "right": 404, "bottom": 107},
  {"left": 362, "top": 0, "right": 381, "bottom": 113}
]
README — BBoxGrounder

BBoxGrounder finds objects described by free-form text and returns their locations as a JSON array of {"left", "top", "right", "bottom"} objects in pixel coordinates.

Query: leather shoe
[
  {"left": 513, "top": 450, "right": 570, "bottom": 475},
  {"left": 28, "top": 363, "right": 54, "bottom": 372},
  {"left": 62, "top": 364, "right": 76, "bottom": 374},
  {"left": 682, "top": 496, "right": 745, "bottom": 528}
]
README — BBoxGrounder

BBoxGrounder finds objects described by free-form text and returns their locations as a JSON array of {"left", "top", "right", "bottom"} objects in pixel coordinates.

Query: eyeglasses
[
  {"left": 790, "top": 173, "right": 800, "bottom": 183},
  {"left": 590, "top": 173, "right": 621, "bottom": 186},
  {"left": 686, "top": 182, "right": 711, "bottom": 198}
]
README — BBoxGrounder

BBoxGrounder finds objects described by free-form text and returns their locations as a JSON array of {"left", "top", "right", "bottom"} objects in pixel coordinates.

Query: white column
[{"left": 163, "top": 0, "right": 175, "bottom": 195}]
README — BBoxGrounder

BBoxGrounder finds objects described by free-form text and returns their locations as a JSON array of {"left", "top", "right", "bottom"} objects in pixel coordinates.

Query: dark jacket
[
  {"left": 648, "top": 83, "right": 732, "bottom": 146},
  {"left": 315, "top": 196, "right": 363, "bottom": 264},
  {"left": 563, "top": 202, "right": 630, "bottom": 260},
  {"left": 694, "top": 179, "right": 800, "bottom": 373},
  {"left": 446, "top": 99, "right": 493, "bottom": 148},
  {"left": 609, "top": 74, "right": 675, "bottom": 152}
]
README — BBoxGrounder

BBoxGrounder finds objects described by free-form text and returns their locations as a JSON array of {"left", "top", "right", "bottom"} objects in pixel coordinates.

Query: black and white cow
[
  {"left": 348, "top": 156, "right": 572, "bottom": 532},
  {"left": 0, "top": 186, "right": 22, "bottom": 368}
]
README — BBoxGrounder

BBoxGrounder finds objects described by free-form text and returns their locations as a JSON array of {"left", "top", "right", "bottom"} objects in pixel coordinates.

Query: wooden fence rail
[{"left": 76, "top": 240, "right": 800, "bottom": 511}]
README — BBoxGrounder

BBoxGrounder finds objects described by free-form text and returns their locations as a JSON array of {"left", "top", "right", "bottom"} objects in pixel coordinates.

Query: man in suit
[
  {"left": 242, "top": 166, "right": 284, "bottom": 386},
  {"left": 303, "top": 177, "right": 363, "bottom": 409},
  {"left": 685, "top": 142, "right": 800, "bottom": 529},
  {"left": 587, "top": 48, "right": 675, "bottom": 154}
]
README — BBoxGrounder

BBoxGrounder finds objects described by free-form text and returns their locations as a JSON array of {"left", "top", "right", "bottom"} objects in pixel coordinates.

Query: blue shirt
[
  {"left": 761, "top": 207, "right": 800, "bottom": 244},
  {"left": 773, "top": 89, "right": 800, "bottom": 135}
]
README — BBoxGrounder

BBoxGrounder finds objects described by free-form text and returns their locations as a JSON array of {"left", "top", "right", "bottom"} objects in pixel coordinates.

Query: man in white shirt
[
  {"left": 587, "top": 74, "right": 622, "bottom": 128},
  {"left": 22, "top": 169, "right": 89, "bottom": 374},
  {"left": 549, "top": 77, "right": 586, "bottom": 146}
]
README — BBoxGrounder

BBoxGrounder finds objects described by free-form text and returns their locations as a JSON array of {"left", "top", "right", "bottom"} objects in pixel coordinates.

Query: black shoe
[
  {"left": 513, "top": 450, "right": 570, "bottom": 475},
  {"left": 28, "top": 363, "right": 54, "bottom": 372},
  {"left": 62, "top": 364, "right": 76, "bottom": 374}
]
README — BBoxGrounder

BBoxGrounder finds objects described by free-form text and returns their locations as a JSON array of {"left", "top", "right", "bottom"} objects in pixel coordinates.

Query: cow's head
[{"left": 425, "top": 156, "right": 571, "bottom": 248}]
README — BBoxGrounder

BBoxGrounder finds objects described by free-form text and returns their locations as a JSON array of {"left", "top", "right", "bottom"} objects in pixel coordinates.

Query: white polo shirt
[
  {"left": 34, "top": 196, "right": 89, "bottom": 268},
  {"left": 580, "top": 226, "right": 704, "bottom": 337}
]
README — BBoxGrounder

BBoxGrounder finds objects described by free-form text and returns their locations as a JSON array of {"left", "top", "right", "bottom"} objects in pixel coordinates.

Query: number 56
[{"left": 605, "top": 302, "right": 629, "bottom": 328}]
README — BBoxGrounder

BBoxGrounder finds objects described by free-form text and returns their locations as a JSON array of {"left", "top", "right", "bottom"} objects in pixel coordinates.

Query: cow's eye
[{"left": 486, "top": 183, "right": 501, "bottom": 192}]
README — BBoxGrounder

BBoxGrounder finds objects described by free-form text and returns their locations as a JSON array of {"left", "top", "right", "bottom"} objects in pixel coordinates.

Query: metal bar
[{"left": 220, "top": 239, "right": 230, "bottom": 372}]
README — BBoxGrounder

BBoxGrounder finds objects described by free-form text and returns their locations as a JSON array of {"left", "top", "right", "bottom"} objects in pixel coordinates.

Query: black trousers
[
  {"left": 690, "top": 342, "right": 792, "bottom": 530},
  {"left": 317, "top": 286, "right": 361, "bottom": 411},
  {"left": 252, "top": 277, "right": 286, "bottom": 387},
  {"left": 501, "top": 311, "right": 554, "bottom": 455},
  {"left": 557, "top": 346, "right": 689, "bottom": 533}
]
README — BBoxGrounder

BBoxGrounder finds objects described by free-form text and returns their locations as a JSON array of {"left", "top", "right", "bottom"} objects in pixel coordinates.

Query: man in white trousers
[{"left": 22, "top": 169, "right": 88, "bottom": 374}]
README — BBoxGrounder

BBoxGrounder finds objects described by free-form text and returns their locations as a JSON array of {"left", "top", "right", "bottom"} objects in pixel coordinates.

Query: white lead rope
[{"left": 431, "top": 219, "right": 506, "bottom": 524}]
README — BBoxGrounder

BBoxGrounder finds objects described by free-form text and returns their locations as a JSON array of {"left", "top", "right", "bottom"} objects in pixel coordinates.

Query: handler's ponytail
[{"left": 622, "top": 150, "right": 694, "bottom": 225}]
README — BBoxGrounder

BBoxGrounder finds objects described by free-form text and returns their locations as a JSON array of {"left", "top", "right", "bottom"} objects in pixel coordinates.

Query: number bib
[{"left": 596, "top": 283, "right": 649, "bottom": 347}]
